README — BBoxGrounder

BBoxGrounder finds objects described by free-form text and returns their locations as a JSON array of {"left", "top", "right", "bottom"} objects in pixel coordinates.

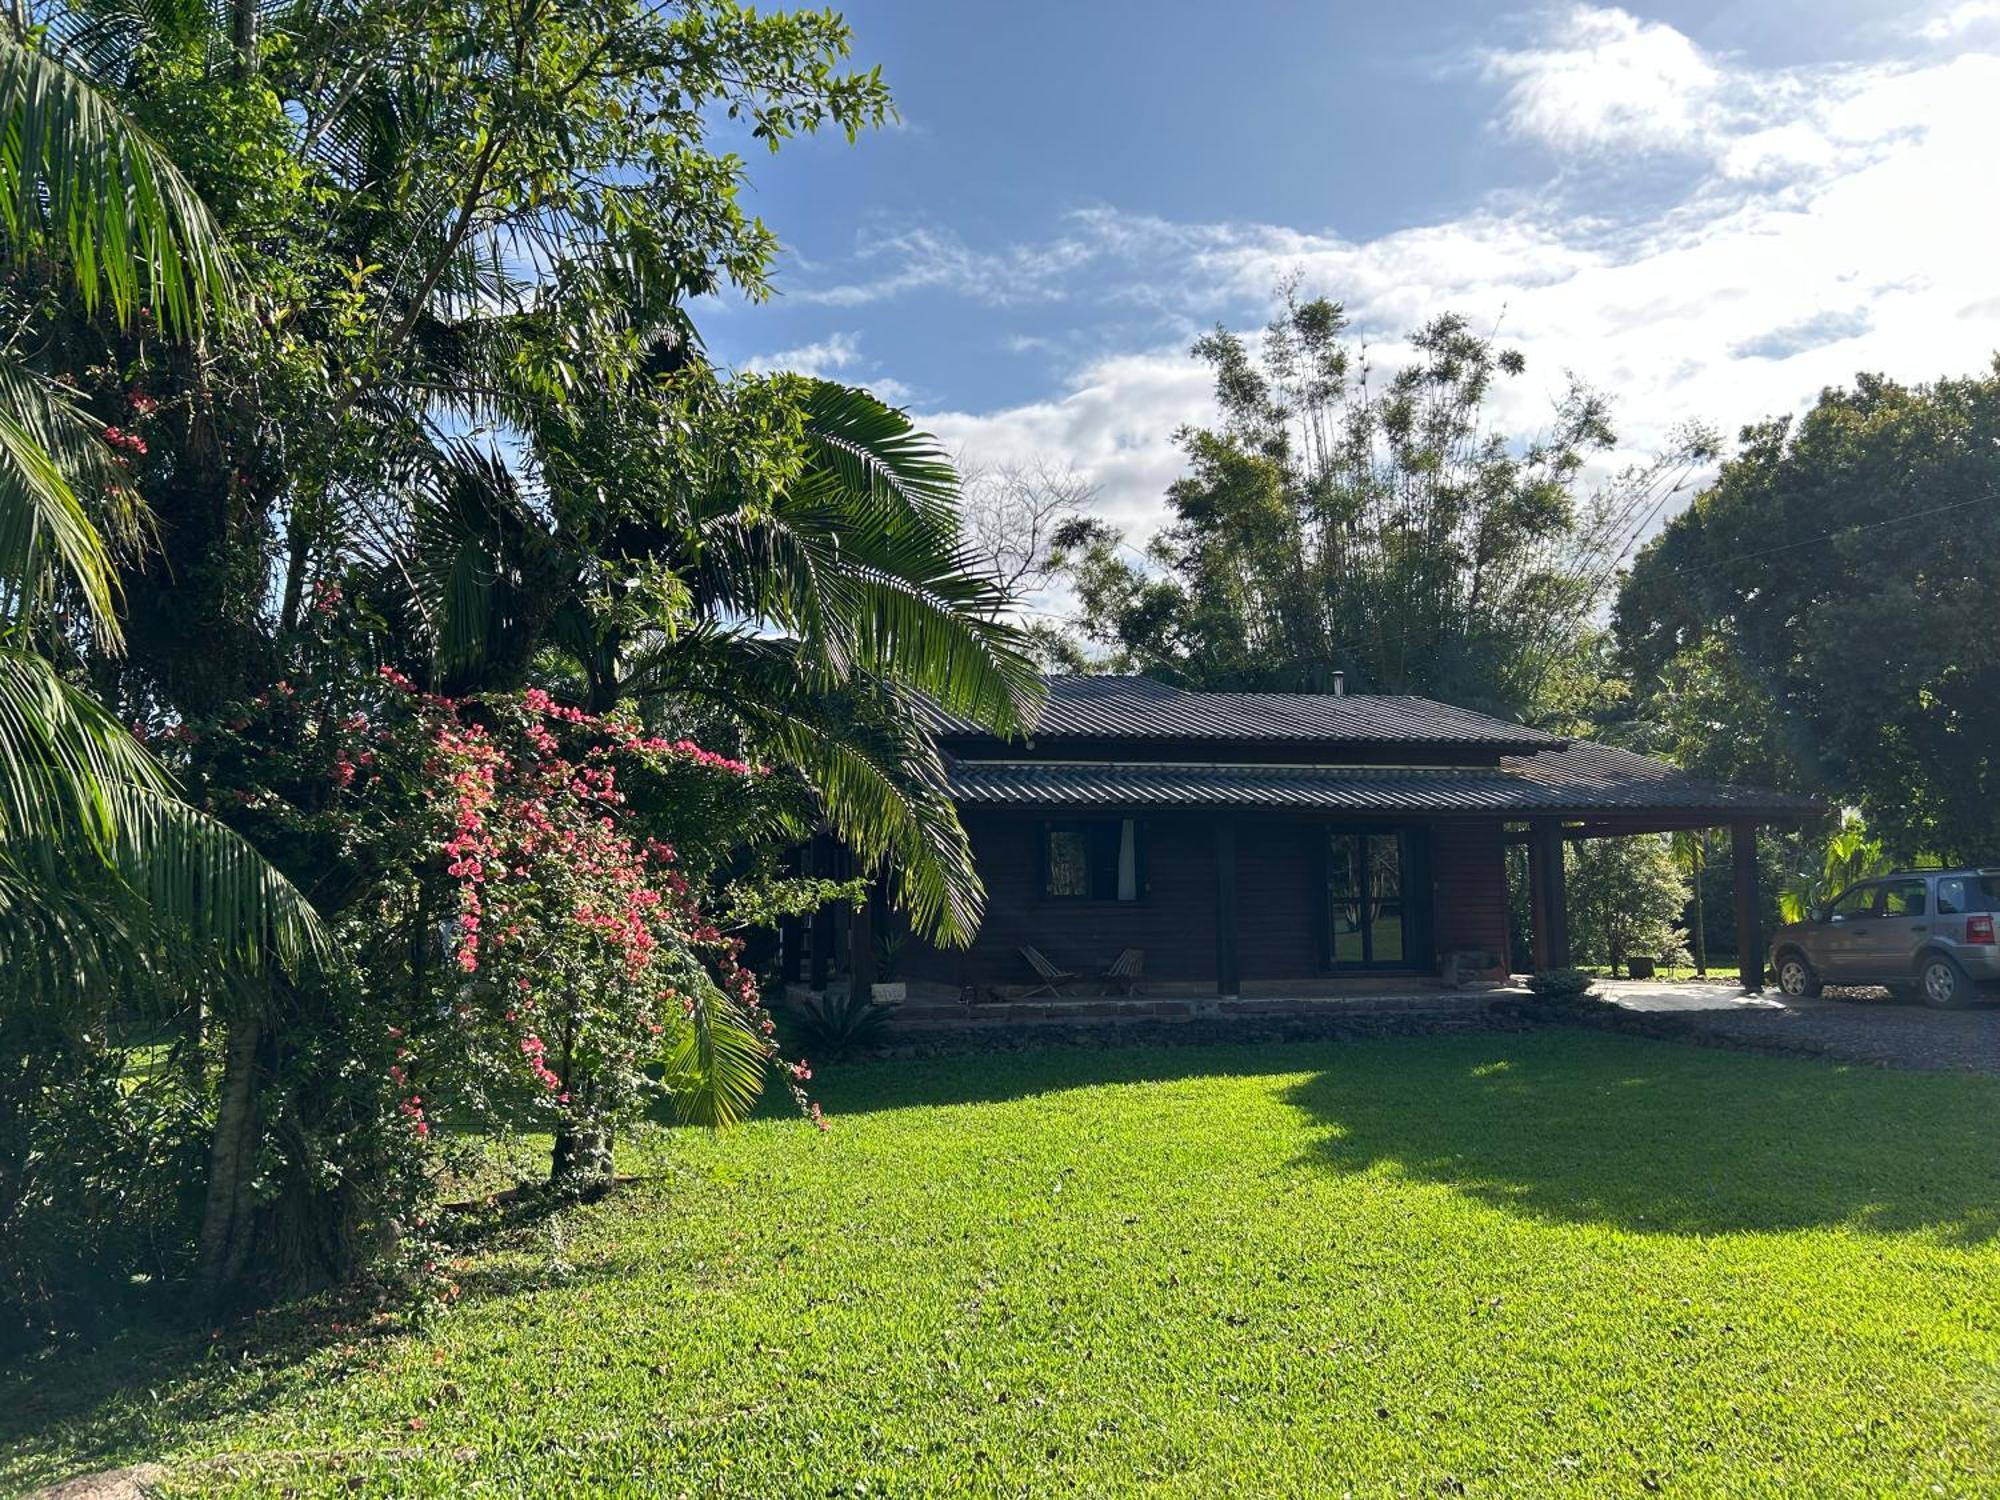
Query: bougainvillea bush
[
  {"left": 144, "top": 650, "right": 829, "bottom": 1309},
  {"left": 416, "top": 679, "right": 822, "bottom": 1189}
]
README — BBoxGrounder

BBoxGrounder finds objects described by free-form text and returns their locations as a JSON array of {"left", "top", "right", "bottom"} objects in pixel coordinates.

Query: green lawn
[{"left": 8, "top": 1030, "right": 2000, "bottom": 1496}]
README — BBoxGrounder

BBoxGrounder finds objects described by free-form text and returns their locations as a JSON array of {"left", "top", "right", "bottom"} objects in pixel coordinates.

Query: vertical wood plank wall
[
  {"left": 901, "top": 811, "right": 1517, "bottom": 988},
  {"left": 1430, "top": 820, "right": 1511, "bottom": 977}
]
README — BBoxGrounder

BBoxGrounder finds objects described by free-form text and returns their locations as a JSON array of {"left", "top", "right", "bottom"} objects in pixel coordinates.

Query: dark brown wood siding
[
  {"left": 1236, "top": 821, "right": 1322, "bottom": 981},
  {"left": 902, "top": 811, "right": 1219, "bottom": 988},
  {"left": 900, "top": 810, "right": 1514, "bottom": 989},
  {"left": 1431, "top": 819, "right": 1509, "bottom": 976}
]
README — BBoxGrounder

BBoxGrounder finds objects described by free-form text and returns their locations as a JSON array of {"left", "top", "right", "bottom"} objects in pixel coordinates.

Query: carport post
[
  {"left": 1528, "top": 819, "right": 1570, "bottom": 971},
  {"left": 1733, "top": 820, "right": 1763, "bottom": 993}
]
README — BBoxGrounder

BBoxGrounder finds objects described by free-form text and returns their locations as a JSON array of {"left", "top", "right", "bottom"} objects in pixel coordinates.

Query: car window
[
  {"left": 1879, "top": 880, "right": 1926, "bottom": 917},
  {"left": 1940, "top": 876, "right": 2000, "bottom": 914},
  {"left": 1828, "top": 885, "right": 1878, "bottom": 919}
]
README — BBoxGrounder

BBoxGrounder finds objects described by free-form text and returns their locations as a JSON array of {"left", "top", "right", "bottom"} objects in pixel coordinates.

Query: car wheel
[
  {"left": 1775, "top": 952, "right": 1821, "bottom": 998},
  {"left": 1918, "top": 954, "right": 1970, "bottom": 1010}
]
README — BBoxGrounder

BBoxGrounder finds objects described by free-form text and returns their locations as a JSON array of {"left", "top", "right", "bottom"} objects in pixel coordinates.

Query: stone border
[
  {"left": 851, "top": 999, "right": 1531, "bottom": 1059},
  {"left": 1500, "top": 996, "right": 1858, "bottom": 1065}
]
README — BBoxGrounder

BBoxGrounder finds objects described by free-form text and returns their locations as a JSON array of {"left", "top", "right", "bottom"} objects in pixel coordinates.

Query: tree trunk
[
  {"left": 231, "top": 0, "right": 259, "bottom": 76},
  {"left": 195, "top": 1016, "right": 265, "bottom": 1307},
  {"left": 1691, "top": 846, "right": 1707, "bottom": 975},
  {"left": 549, "top": 1122, "right": 614, "bottom": 1196}
]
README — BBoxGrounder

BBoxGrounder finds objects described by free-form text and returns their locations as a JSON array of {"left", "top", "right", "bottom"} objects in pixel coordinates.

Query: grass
[{"left": 7, "top": 1029, "right": 2000, "bottom": 1496}]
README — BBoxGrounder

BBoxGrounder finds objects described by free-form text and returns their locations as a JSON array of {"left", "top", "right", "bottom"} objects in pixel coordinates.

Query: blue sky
[{"left": 697, "top": 1, "right": 2000, "bottom": 551}]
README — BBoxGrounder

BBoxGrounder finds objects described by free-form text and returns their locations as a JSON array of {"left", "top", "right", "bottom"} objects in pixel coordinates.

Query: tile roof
[
  {"left": 943, "top": 741, "right": 1818, "bottom": 821},
  {"left": 927, "top": 674, "right": 1564, "bottom": 751}
]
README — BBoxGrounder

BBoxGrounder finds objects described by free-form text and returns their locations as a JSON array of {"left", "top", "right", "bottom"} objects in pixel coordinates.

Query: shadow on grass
[
  {"left": 1283, "top": 1032, "right": 2000, "bottom": 1242},
  {"left": 0, "top": 1203, "right": 644, "bottom": 1493},
  {"left": 794, "top": 1029, "right": 2000, "bottom": 1243}
]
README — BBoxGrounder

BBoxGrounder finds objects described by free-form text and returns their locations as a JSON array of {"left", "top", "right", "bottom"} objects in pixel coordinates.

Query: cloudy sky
[{"left": 700, "top": 1, "right": 2000, "bottom": 551}]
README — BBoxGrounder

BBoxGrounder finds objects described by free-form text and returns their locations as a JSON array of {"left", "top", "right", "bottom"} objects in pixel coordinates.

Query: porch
[{"left": 780, "top": 806, "right": 1801, "bottom": 1014}]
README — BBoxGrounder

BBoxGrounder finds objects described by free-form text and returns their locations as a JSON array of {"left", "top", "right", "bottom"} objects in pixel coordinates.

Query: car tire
[
  {"left": 1917, "top": 953, "right": 1971, "bottom": 1010},
  {"left": 1774, "top": 951, "right": 1821, "bottom": 998}
]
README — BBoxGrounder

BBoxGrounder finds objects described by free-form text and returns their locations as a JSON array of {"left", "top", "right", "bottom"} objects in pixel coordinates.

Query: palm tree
[
  {"left": 0, "top": 30, "right": 320, "bottom": 998},
  {"left": 357, "top": 369, "right": 1041, "bottom": 953},
  {"left": 1669, "top": 829, "right": 1709, "bottom": 976}
]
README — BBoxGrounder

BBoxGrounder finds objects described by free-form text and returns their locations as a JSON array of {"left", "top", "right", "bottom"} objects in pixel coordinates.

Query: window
[
  {"left": 1828, "top": 885, "right": 1878, "bottom": 920},
  {"left": 1879, "top": 880, "right": 1926, "bottom": 917},
  {"left": 1327, "top": 830, "right": 1412, "bottom": 967},
  {"left": 1041, "top": 819, "right": 1141, "bottom": 901},
  {"left": 1046, "top": 828, "right": 1092, "bottom": 898},
  {"left": 1938, "top": 877, "right": 2000, "bottom": 915}
]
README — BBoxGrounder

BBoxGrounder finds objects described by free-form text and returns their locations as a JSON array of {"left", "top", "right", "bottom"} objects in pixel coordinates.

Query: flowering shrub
[
  {"left": 405, "top": 678, "right": 824, "bottom": 1164},
  {"left": 153, "top": 632, "right": 831, "bottom": 1303}
]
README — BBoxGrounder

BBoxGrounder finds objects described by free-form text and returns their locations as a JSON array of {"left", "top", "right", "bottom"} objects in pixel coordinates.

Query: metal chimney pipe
[{"left": 1332, "top": 671, "right": 1345, "bottom": 697}]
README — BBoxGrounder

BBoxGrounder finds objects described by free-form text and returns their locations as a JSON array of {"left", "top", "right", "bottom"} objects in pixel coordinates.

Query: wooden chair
[
  {"left": 1100, "top": 947, "right": 1145, "bottom": 995},
  {"left": 1018, "top": 945, "right": 1078, "bottom": 997}
]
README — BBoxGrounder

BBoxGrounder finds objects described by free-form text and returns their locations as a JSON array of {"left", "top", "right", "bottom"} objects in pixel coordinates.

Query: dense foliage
[
  {"left": 1564, "top": 835, "right": 1688, "bottom": 977},
  {"left": 1616, "top": 368, "right": 2000, "bottom": 859},
  {"left": 1, "top": 0, "right": 1037, "bottom": 1337}
]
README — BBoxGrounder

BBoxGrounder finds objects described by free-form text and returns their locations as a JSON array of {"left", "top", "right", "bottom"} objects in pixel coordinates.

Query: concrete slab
[{"left": 1590, "top": 978, "right": 1788, "bottom": 1014}]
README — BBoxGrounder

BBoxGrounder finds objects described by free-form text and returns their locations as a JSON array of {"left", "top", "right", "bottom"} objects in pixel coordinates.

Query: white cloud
[
  {"left": 1920, "top": 1, "right": 2000, "bottom": 40},
  {"left": 1484, "top": 5, "right": 1737, "bottom": 156},
  {"left": 738, "top": 330, "right": 916, "bottom": 406},
  {"left": 792, "top": 225, "right": 1097, "bottom": 308},
  {"left": 913, "top": 17, "right": 2000, "bottom": 579},
  {"left": 740, "top": 330, "right": 863, "bottom": 377}
]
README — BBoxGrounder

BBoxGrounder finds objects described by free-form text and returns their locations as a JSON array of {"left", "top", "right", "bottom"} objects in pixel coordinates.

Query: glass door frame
[{"left": 1318, "top": 825, "right": 1431, "bottom": 973}]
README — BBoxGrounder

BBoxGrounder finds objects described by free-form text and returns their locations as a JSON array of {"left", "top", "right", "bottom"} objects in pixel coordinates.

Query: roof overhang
[{"left": 943, "top": 746, "right": 1820, "bottom": 828}]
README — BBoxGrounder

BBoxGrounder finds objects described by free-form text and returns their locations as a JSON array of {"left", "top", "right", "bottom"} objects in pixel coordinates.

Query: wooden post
[
  {"left": 850, "top": 881, "right": 878, "bottom": 992},
  {"left": 1529, "top": 819, "right": 1570, "bottom": 971},
  {"left": 1733, "top": 819, "right": 1763, "bottom": 992},
  {"left": 1214, "top": 819, "right": 1240, "bottom": 998}
]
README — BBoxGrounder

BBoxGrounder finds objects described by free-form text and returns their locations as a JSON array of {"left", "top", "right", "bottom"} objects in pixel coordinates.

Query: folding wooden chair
[
  {"left": 1018, "top": 945, "right": 1078, "bottom": 997},
  {"left": 1099, "top": 947, "right": 1145, "bottom": 995}
]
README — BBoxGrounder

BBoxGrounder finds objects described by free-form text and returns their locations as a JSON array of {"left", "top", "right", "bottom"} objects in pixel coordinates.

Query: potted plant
[{"left": 870, "top": 930, "right": 908, "bottom": 1004}]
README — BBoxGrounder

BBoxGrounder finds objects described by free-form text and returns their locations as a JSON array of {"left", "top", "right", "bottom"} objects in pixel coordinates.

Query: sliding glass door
[{"left": 1326, "top": 830, "right": 1418, "bottom": 969}]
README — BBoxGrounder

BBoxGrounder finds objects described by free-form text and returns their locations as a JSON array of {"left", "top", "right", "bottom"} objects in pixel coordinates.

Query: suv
[{"left": 1769, "top": 869, "right": 2000, "bottom": 1008}]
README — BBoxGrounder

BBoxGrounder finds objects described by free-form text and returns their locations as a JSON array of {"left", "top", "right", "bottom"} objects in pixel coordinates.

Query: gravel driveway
[{"left": 1592, "top": 978, "right": 2000, "bottom": 1074}]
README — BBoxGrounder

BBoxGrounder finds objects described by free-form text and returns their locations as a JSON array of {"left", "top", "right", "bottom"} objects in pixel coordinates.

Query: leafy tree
[
  {"left": 6, "top": 0, "right": 1035, "bottom": 1318},
  {"left": 1615, "top": 367, "right": 2000, "bottom": 858},
  {"left": 1776, "top": 812, "right": 1892, "bottom": 925},
  {"left": 1056, "top": 281, "right": 1715, "bottom": 723},
  {"left": 1566, "top": 835, "right": 1688, "bottom": 977}
]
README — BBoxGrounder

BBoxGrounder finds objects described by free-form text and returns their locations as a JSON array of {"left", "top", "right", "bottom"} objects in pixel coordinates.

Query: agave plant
[{"left": 780, "top": 984, "right": 900, "bottom": 1062}]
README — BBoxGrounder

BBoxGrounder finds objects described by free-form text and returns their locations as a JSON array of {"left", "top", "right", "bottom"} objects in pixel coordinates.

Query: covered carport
[{"left": 1495, "top": 741, "right": 1821, "bottom": 992}]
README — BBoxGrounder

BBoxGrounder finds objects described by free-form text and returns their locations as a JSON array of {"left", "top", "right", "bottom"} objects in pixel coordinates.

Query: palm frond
[
  {"left": 0, "top": 28, "right": 239, "bottom": 334},
  {"left": 0, "top": 359, "right": 121, "bottom": 643},
  {"left": 631, "top": 630, "right": 985, "bottom": 947},
  {"left": 660, "top": 972, "right": 768, "bottom": 1126},
  {"left": 0, "top": 646, "right": 326, "bottom": 988},
  {"left": 0, "top": 643, "right": 168, "bottom": 854},
  {"left": 796, "top": 377, "right": 959, "bottom": 525}
]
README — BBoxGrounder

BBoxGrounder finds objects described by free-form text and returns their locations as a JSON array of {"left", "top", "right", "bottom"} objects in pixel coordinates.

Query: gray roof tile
[
  {"left": 927, "top": 674, "right": 1564, "bottom": 750},
  {"left": 944, "top": 740, "right": 1817, "bottom": 821}
]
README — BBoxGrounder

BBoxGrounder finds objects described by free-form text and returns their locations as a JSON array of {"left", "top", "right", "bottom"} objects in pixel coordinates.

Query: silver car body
[{"left": 1769, "top": 868, "right": 2000, "bottom": 1000}]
